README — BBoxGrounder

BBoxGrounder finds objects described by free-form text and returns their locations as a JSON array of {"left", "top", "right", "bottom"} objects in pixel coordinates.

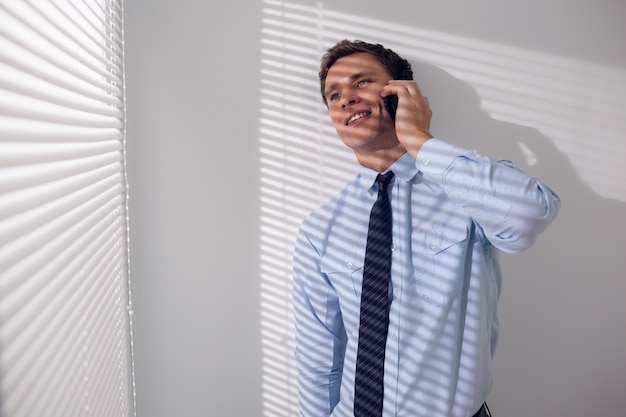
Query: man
[{"left": 292, "top": 40, "right": 560, "bottom": 417}]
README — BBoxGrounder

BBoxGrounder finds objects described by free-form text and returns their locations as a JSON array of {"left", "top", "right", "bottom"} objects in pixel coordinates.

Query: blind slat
[
  {"left": 0, "top": 182, "right": 124, "bottom": 286},
  {"left": 0, "top": 158, "right": 123, "bottom": 224},
  {"left": 0, "top": 116, "right": 122, "bottom": 142},
  {"left": 0, "top": 62, "right": 123, "bottom": 116},
  {"left": 0, "top": 186, "right": 125, "bottom": 317},
  {"left": 0, "top": 139, "right": 123, "bottom": 166},
  {"left": 0, "top": 89, "right": 122, "bottom": 128},
  {"left": 0, "top": 27, "right": 122, "bottom": 103},
  {"left": 4, "top": 2, "right": 124, "bottom": 86},
  {"left": 0, "top": 42, "right": 121, "bottom": 106},
  {"left": 2, "top": 221, "right": 127, "bottom": 411},
  {"left": 0, "top": 1, "right": 134, "bottom": 415}
]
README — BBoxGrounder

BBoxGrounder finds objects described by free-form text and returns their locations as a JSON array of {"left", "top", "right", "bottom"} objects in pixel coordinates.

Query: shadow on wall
[{"left": 413, "top": 61, "right": 626, "bottom": 417}]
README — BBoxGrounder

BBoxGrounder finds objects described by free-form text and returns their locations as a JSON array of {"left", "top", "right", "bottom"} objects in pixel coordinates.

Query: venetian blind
[{"left": 0, "top": 1, "right": 135, "bottom": 417}]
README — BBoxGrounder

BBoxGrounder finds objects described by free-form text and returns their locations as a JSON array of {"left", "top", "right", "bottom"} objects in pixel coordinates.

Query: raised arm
[
  {"left": 416, "top": 138, "right": 560, "bottom": 253},
  {"left": 384, "top": 80, "right": 560, "bottom": 252}
]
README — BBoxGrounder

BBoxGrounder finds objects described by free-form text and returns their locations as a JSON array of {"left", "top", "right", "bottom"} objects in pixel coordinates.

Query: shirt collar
[{"left": 357, "top": 152, "right": 419, "bottom": 194}]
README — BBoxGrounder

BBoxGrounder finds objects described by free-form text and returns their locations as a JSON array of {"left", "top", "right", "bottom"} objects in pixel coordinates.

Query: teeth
[{"left": 348, "top": 112, "right": 369, "bottom": 124}]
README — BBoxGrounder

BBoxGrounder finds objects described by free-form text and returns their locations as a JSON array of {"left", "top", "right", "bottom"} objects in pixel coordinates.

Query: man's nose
[{"left": 340, "top": 93, "right": 358, "bottom": 109}]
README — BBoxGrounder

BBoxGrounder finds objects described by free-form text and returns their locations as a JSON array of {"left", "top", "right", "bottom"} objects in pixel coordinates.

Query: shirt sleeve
[
  {"left": 292, "top": 220, "right": 345, "bottom": 417},
  {"left": 416, "top": 138, "right": 561, "bottom": 253}
]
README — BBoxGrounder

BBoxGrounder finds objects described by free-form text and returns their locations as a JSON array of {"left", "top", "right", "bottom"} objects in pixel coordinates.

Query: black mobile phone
[{"left": 384, "top": 94, "right": 398, "bottom": 123}]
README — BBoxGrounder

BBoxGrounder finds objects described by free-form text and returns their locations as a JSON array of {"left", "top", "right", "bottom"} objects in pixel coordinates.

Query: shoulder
[
  {"left": 299, "top": 182, "right": 350, "bottom": 228},
  {"left": 297, "top": 176, "right": 363, "bottom": 238}
]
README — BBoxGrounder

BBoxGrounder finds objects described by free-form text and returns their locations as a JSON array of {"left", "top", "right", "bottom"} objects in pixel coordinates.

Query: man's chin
[
  {"left": 338, "top": 135, "right": 374, "bottom": 152},
  {"left": 338, "top": 126, "right": 376, "bottom": 141}
]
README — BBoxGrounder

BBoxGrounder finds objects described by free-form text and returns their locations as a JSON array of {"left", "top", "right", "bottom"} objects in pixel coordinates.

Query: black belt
[{"left": 472, "top": 403, "right": 491, "bottom": 417}]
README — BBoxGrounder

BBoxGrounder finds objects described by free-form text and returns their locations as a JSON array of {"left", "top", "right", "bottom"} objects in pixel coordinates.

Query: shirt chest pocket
[
  {"left": 319, "top": 252, "right": 365, "bottom": 303},
  {"left": 411, "top": 219, "right": 469, "bottom": 306}
]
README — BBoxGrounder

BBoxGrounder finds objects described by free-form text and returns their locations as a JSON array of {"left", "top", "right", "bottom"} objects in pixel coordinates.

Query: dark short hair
[{"left": 318, "top": 39, "right": 414, "bottom": 105}]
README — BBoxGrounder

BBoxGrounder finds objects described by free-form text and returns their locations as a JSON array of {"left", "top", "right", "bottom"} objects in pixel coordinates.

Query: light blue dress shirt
[{"left": 292, "top": 138, "right": 560, "bottom": 417}]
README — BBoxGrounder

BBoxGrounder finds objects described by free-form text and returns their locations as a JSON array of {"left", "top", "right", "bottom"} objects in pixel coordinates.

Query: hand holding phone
[{"left": 384, "top": 94, "right": 398, "bottom": 124}]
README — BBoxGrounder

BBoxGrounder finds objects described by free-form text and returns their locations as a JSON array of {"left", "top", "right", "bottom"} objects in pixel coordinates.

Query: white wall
[
  {"left": 124, "top": 1, "right": 626, "bottom": 416},
  {"left": 124, "top": 1, "right": 263, "bottom": 415}
]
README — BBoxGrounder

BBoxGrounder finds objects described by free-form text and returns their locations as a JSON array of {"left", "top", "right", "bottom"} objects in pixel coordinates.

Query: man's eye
[
  {"left": 356, "top": 80, "right": 368, "bottom": 87},
  {"left": 330, "top": 93, "right": 340, "bottom": 101}
]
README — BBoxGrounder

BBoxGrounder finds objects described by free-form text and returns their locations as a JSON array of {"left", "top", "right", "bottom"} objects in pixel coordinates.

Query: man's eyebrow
[{"left": 324, "top": 70, "right": 377, "bottom": 97}]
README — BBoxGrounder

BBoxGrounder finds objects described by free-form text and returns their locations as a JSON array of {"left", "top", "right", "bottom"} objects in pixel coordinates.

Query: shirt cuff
[{"left": 415, "top": 138, "right": 464, "bottom": 177}]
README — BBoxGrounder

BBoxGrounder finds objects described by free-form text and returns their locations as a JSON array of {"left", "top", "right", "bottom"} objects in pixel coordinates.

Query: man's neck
[{"left": 355, "top": 145, "right": 407, "bottom": 173}]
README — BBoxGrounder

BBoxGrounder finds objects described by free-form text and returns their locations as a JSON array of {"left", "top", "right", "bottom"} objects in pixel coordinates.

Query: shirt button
[
  {"left": 390, "top": 334, "right": 397, "bottom": 341},
  {"left": 390, "top": 244, "right": 397, "bottom": 251},
  {"left": 346, "top": 262, "right": 353, "bottom": 269},
  {"left": 430, "top": 242, "right": 438, "bottom": 250},
  {"left": 422, "top": 158, "right": 430, "bottom": 166}
]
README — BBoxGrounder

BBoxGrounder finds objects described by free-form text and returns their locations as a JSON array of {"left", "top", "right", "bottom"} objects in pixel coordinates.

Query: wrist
[{"left": 404, "top": 133, "right": 433, "bottom": 159}]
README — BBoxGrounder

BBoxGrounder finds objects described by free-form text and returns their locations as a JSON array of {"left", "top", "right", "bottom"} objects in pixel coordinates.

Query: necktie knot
[{"left": 376, "top": 171, "right": 394, "bottom": 195}]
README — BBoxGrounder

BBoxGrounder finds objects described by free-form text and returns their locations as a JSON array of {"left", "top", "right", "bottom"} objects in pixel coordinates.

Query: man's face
[{"left": 323, "top": 53, "right": 397, "bottom": 154}]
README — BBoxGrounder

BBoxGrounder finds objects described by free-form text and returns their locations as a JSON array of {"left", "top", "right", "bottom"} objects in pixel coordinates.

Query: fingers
[
  {"left": 383, "top": 79, "right": 432, "bottom": 133},
  {"left": 382, "top": 80, "right": 433, "bottom": 157},
  {"left": 383, "top": 80, "right": 430, "bottom": 115},
  {"left": 384, "top": 80, "right": 425, "bottom": 99},
  {"left": 383, "top": 81, "right": 430, "bottom": 116}
]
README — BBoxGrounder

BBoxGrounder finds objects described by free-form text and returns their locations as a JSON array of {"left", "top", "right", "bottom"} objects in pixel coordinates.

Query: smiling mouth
[{"left": 346, "top": 111, "right": 371, "bottom": 125}]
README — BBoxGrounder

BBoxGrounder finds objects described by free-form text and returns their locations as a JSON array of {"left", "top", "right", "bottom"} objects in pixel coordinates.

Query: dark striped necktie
[{"left": 354, "top": 171, "right": 395, "bottom": 417}]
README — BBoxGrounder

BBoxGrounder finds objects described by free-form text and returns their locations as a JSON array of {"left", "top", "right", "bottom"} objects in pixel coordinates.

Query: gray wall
[{"left": 124, "top": 1, "right": 626, "bottom": 416}]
